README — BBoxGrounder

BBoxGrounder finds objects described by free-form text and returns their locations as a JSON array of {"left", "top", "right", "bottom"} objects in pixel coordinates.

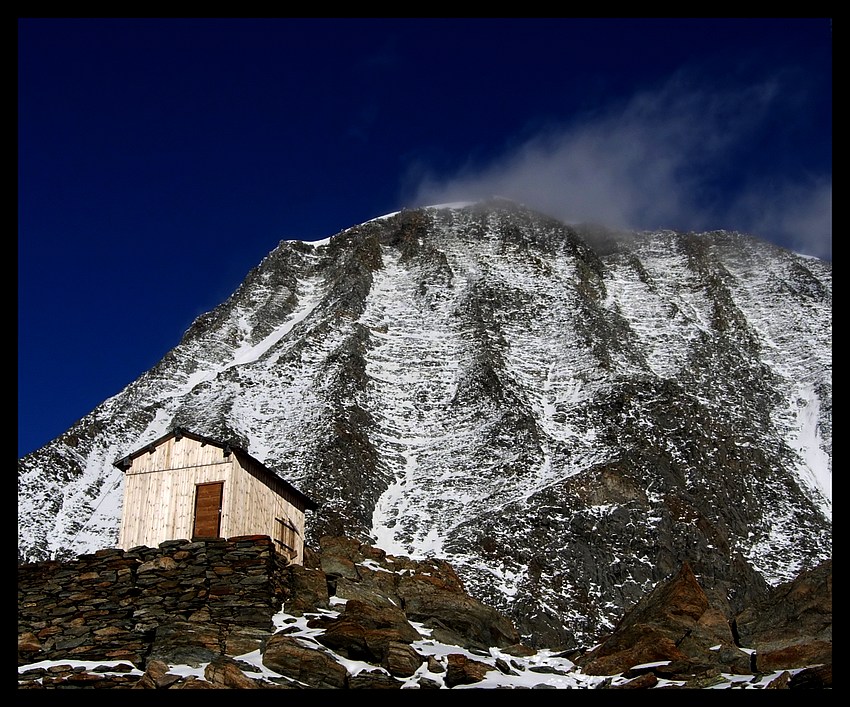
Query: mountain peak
[{"left": 18, "top": 202, "right": 831, "bottom": 648}]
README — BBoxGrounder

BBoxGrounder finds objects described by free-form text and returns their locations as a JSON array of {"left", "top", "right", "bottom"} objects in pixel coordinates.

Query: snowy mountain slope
[{"left": 18, "top": 200, "right": 831, "bottom": 649}]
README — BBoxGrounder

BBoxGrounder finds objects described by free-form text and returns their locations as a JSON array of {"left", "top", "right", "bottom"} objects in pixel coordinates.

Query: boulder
[
  {"left": 335, "top": 573, "right": 402, "bottom": 608},
  {"left": 385, "top": 640, "right": 424, "bottom": 677},
  {"left": 398, "top": 572, "right": 520, "bottom": 650},
  {"left": 261, "top": 632, "right": 348, "bottom": 689},
  {"left": 204, "top": 655, "right": 260, "bottom": 688},
  {"left": 611, "top": 672, "right": 659, "bottom": 689},
  {"left": 347, "top": 670, "right": 404, "bottom": 689},
  {"left": 223, "top": 625, "right": 272, "bottom": 657},
  {"left": 168, "top": 676, "right": 217, "bottom": 689},
  {"left": 444, "top": 653, "right": 493, "bottom": 687},
  {"left": 789, "top": 663, "right": 832, "bottom": 689},
  {"left": 18, "top": 631, "right": 43, "bottom": 664},
  {"left": 280, "top": 564, "right": 330, "bottom": 616},
  {"left": 318, "top": 535, "right": 367, "bottom": 581},
  {"left": 147, "top": 621, "right": 224, "bottom": 668},
  {"left": 132, "top": 659, "right": 182, "bottom": 689},
  {"left": 314, "top": 599, "right": 422, "bottom": 662}
]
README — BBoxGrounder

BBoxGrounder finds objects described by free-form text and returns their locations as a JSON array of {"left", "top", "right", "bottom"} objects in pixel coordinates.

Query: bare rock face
[
  {"left": 578, "top": 562, "right": 748, "bottom": 678},
  {"left": 734, "top": 558, "right": 832, "bottom": 671}
]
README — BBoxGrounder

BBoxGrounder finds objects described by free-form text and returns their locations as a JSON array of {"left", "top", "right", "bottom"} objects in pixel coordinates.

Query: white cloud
[
  {"left": 727, "top": 177, "right": 832, "bottom": 260},
  {"left": 406, "top": 71, "right": 831, "bottom": 260}
]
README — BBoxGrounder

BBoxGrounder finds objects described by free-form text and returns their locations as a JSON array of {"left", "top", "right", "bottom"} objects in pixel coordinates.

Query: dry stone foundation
[{"left": 18, "top": 535, "right": 289, "bottom": 666}]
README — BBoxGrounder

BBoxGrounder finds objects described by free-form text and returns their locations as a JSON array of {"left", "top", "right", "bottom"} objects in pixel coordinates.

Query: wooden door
[{"left": 193, "top": 482, "right": 223, "bottom": 538}]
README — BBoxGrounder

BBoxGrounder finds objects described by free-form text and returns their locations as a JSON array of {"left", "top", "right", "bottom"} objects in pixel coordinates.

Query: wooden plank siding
[
  {"left": 117, "top": 431, "right": 312, "bottom": 565},
  {"left": 225, "top": 455, "right": 308, "bottom": 563},
  {"left": 118, "top": 436, "right": 235, "bottom": 550}
]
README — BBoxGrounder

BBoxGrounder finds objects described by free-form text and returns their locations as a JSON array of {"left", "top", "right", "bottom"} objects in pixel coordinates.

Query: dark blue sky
[{"left": 18, "top": 18, "right": 832, "bottom": 458}]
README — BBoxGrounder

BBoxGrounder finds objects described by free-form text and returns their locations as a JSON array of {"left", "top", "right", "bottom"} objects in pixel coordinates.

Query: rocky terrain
[
  {"left": 18, "top": 536, "right": 831, "bottom": 689},
  {"left": 18, "top": 200, "right": 832, "bottom": 651}
]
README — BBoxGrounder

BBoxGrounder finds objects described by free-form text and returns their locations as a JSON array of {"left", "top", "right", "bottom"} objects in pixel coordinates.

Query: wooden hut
[{"left": 114, "top": 427, "right": 317, "bottom": 564}]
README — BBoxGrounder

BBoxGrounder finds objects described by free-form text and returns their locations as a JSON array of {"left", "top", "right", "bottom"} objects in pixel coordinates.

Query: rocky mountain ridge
[{"left": 18, "top": 200, "right": 832, "bottom": 650}]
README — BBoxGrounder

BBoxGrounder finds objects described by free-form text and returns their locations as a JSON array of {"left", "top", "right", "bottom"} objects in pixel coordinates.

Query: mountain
[{"left": 18, "top": 199, "right": 832, "bottom": 650}]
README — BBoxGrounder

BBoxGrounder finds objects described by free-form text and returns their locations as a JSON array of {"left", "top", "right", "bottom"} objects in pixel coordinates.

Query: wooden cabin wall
[
  {"left": 225, "top": 456, "right": 307, "bottom": 565},
  {"left": 118, "top": 435, "right": 308, "bottom": 564},
  {"left": 118, "top": 436, "right": 235, "bottom": 550}
]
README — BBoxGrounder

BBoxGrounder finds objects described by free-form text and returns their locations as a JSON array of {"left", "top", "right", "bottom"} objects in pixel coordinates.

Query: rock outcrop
[
  {"left": 733, "top": 559, "right": 832, "bottom": 672},
  {"left": 577, "top": 558, "right": 831, "bottom": 686}
]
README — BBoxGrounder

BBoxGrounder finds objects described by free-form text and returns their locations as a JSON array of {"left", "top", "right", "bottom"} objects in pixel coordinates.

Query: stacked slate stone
[
  {"left": 18, "top": 535, "right": 288, "bottom": 667},
  {"left": 18, "top": 547, "right": 146, "bottom": 664}
]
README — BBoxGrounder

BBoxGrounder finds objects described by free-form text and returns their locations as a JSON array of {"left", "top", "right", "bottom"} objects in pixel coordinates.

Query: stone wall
[{"left": 18, "top": 535, "right": 290, "bottom": 666}]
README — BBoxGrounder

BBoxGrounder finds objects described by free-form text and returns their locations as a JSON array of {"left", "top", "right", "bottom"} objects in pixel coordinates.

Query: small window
[{"left": 275, "top": 517, "right": 299, "bottom": 558}]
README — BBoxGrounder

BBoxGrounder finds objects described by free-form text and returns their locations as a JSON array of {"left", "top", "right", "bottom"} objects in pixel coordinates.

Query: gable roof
[{"left": 113, "top": 426, "right": 318, "bottom": 511}]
